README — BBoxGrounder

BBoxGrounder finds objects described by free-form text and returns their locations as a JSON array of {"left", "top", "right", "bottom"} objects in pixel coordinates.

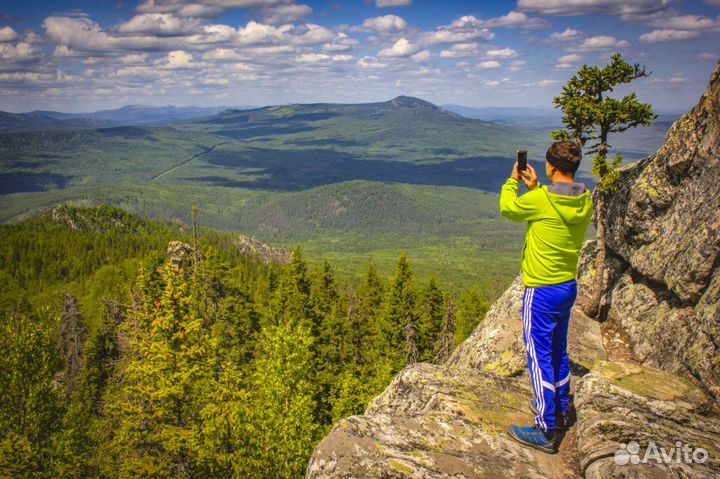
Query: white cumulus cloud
[
  {"left": 322, "top": 33, "right": 358, "bottom": 52},
  {"left": 378, "top": 37, "right": 419, "bottom": 57},
  {"left": 260, "top": 4, "right": 313, "bottom": 25},
  {"left": 639, "top": 29, "right": 700, "bottom": 42},
  {"left": 572, "top": 35, "right": 629, "bottom": 50},
  {"left": 186, "top": 24, "right": 237, "bottom": 44},
  {"left": 537, "top": 78, "right": 559, "bottom": 87},
  {"left": 156, "top": 49, "right": 200, "bottom": 69},
  {"left": 235, "top": 21, "right": 285, "bottom": 45},
  {"left": 136, "top": 0, "right": 291, "bottom": 18},
  {"left": 518, "top": 0, "right": 671, "bottom": 16},
  {"left": 410, "top": 49, "right": 431, "bottom": 62},
  {"left": 486, "top": 48, "right": 518, "bottom": 59},
  {"left": 357, "top": 55, "right": 387, "bottom": 68},
  {"left": 622, "top": 10, "right": 720, "bottom": 31},
  {"left": 0, "top": 27, "right": 19, "bottom": 42},
  {"left": 296, "top": 52, "right": 352, "bottom": 62},
  {"left": 465, "top": 11, "right": 549, "bottom": 29},
  {"left": 558, "top": 53, "right": 583, "bottom": 63},
  {"left": 478, "top": 60, "right": 500, "bottom": 69},
  {"left": 43, "top": 15, "right": 184, "bottom": 52},
  {"left": 202, "top": 48, "right": 243, "bottom": 61},
  {"left": 549, "top": 28, "right": 580, "bottom": 41},
  {"left": 555, "top": 53, "right": 583, "bottom": 69},
  {"left": 116, "top": 13, "right": 203, "bottom": 36},
  {"left": 362, "top": 15, "right": 407, "bottom": 32},
  {"left": 439, "top": 42, "right": 479, "bottom": 58},
  {"left": 0, "top": 42, "right": 40, "bottom": 63},
  {"left": 120, "top": 53, "right": 150, "bottom": 64},
  {"left": 425, "top": 16, "right": 495, "bottom": 45},
  {"left": 288, "top": 23, "right": 336, "bottom": 45}
]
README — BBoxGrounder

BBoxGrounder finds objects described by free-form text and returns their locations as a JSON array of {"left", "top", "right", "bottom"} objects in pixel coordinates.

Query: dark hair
[{"left": 546, "top": 141, "right": 582, "bottom": 174}]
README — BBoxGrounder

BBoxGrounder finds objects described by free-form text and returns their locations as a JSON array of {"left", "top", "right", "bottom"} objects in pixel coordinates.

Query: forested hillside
[
  {"left": 0, "top": 96, "right": 564, "bottom": 293},
  {"left": 0, "top": 205, "right": 488, "bottom": 478}
]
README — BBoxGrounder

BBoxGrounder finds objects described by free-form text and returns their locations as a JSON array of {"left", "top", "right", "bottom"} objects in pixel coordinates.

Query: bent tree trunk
[{"left": 590, "top": 193, "right": 606, "bottom": 319}]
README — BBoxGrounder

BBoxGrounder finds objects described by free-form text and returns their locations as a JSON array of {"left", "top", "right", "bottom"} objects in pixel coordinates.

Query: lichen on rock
[{"left": 306, "top": 63, "right": 720, "bottom": 479}]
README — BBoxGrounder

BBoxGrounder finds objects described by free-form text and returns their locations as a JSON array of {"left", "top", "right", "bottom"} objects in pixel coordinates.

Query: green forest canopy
[{"left": 0, "top": 205, "right": 490, "bottom": 478}]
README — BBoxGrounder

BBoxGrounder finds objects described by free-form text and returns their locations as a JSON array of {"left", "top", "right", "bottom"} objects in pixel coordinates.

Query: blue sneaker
[{"left": 507, "top": 424, "right": 557, "bottom": 453}]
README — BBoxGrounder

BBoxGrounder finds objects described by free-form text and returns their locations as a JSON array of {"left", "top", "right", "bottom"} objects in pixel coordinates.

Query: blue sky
[{"left": 1, "top": 0, "right": 718, "bottom": 112}]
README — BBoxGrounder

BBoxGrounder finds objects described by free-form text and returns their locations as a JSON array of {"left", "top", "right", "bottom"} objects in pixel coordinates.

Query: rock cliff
[
  {"left": 306, "top": 63, "right": 720, "bottom": 478},
  {"left": 233, "top": 235, "right": 291, "bottom": 264}
]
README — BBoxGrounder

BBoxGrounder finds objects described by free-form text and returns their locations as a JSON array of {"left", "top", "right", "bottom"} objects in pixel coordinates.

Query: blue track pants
[{"left": 521, "top": 280, "right": 577, "bottom": 432}]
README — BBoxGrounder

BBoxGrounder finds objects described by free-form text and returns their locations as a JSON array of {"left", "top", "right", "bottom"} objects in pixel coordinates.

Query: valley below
[{"left": 0, "top": 96, "right": 671, "bottom": 295}]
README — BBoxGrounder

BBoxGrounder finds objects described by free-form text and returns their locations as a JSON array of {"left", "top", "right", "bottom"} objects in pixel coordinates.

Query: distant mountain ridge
[
  {"left": 74, "top": 104, "right": 247, "bottom": 124},
  {"left": 221, "top": 96, "right": 449, "bottom": 113},
  {"left": 0, "top": 104, "right": 257, "bottom": 131},
  {"left": 5, "top": 96, "right": 683, "bottom": 133},
  {"left": 0, "top": 111, "right": 117, "bottom": 131},
  {"left": 179, "top": 95, "right": 550, "bottom": 163}
]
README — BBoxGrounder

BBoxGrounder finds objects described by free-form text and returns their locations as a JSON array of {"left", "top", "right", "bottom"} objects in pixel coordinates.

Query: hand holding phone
[
  {"left": 521, "top": 163, "right": 539, "bottom": 190},
  {"left": 516, "top": 149, "right": 528, "bottom": 173}
]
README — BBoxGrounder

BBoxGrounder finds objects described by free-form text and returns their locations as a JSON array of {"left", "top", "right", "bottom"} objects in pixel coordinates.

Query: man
[{"left": 500, "top": 141, "right": 593, "bottom": 453}]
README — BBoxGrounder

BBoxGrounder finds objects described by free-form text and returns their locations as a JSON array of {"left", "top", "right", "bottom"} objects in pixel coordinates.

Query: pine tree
[
  {"left": 0, "top": 309, "right": 62, "bottom": 478},
  {"left": 358, "top": 258, "right": 384, "bottom": 313},
  {"left": 251, "top": 317, "right": 320, "bottom": 479},
  {"left": 102, "top": 262, "right": 215, "bottom": 478},
  {"left": 380, "top": 254, "right": 417, "bottom": 370},
  {"left": 434, "top": 294, "right": 457, "bottom": 364},
  {"left": 416, "top": 278, "right": 444, "bottom": 362},
  {"left": 310, "top": 261, "right": 341, "bottom": 366},
  {"left": 310, "top": 261, "right": 339, "bottom": 323},
  {"left": 328, "top": 286, "right": 382, "bottom": 422},
  {"left": 551, "top": 52, "right": 655, "bottom": 317},
  {"left": 309, "top": 261, "right": 343, "bottom": 425},
  {"left": 204, "top": 247, "right": 260, "bottom": 367},
  {"left": 357, "top": 258, "right": 385, "bottom": 365},
  {"left": 51, "top": 300, "right": 121, "bottom": 479},
  {"left": 404, "top": 313, "right": 419, "bottom": 365},
  {"left": 196, "top": 360, "right": 255, "bottom": 478},
  {"left": 57, "top": 292, "right": 88, "bottom": 399},
  {"left": 455, "top": 290, "right": 489, "bottom": 344},
  {"left": 266, "top": 245, "right": 312, "bottom": 329}
]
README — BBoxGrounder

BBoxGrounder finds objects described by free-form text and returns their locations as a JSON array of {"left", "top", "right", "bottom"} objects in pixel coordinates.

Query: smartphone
[{"left": 516, "top": 149, "right": 528, "bottom": 173}]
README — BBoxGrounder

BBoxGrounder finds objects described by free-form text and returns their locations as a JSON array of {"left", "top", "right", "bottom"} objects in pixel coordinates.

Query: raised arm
[{"left": 499, "top": 163, "right": 546, "bottom": 222}]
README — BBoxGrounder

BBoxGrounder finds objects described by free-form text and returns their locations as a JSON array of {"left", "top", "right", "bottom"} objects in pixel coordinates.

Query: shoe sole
[{"left": 507, "top": 426, "right": 557, "bottom": 454}]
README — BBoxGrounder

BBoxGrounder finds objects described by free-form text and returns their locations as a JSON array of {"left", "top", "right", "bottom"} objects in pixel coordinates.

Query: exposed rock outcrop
[
  {"left": 595, "top": 63, "right": 720, "bottom": 398},
  {"left": 308, "top": 363, "right": 574, "bottom": 478},
  {"left": 446, "top": 266, "right": 606, "bottom": 378},
  {"left": 577, "top": 362, "right": 720, "bottom": 479},
  {"left": 307, "top": 63, "right": 720, "bottom": 478},
  {"left": 233, "top": 235, "right": 291, "bottom": 264},
  {"left": 166, "top": 241, "right": 195, "bottom": 270}
]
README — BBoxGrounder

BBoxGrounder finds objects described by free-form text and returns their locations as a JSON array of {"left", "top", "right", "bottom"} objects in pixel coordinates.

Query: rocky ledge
[
  {"left": 233, "top": 235, "right": 291, "bottom": 264},
  {"left": 306, "top": 63, "right": 720, "bottom": 478}
]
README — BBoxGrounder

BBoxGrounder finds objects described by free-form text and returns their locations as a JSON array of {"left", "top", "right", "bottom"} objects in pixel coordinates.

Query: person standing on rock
[{"left": 499, "top": 141, "right": 593, "bottom": 453}]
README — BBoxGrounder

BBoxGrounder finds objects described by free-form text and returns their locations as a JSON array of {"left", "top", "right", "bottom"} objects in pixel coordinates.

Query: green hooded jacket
[{"left": 499, "top": 178, "right": 593, "bottom": 287}]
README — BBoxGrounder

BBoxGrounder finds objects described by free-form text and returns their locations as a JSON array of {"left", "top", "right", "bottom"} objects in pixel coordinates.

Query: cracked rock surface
[{"left": 306, "top": 63, "right": 720, "bottom": 479}]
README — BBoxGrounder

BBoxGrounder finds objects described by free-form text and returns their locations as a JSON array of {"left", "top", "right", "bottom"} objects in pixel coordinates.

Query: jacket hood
[{"left": 542, "top": 183, "right": 593, "bottom": 225}]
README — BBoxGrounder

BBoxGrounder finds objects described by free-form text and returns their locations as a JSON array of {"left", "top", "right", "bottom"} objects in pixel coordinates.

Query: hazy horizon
[{"left": 5, "top": 96, "right": 690, "bottom": 116}]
